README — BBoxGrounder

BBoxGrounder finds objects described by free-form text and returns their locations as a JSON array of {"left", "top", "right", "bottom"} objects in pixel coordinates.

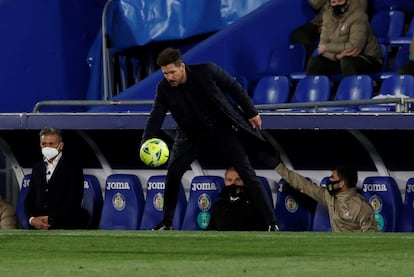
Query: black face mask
[
  {"left": 332, "top": 3, "right": 349, "bottom": 16},
  {"left": 224, "top": 184, "right": 245, "bottom": 202},
  {"left": 326, "top": 180, "right": 341, "bottom": 196}
]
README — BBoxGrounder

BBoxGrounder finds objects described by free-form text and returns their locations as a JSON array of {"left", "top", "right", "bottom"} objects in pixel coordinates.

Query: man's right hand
[{"left": 30, "top": 216, "right": 51, "bottom": 230}]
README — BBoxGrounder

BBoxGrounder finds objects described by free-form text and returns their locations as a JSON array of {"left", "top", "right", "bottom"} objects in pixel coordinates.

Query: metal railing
[{"left": 32, "top": 97, "right": 414, "bottom": 113}]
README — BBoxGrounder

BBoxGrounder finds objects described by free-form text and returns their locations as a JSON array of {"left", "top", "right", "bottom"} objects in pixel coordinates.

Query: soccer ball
[{"left": 139, "top": 138, "right": 169, "bottom": 167}]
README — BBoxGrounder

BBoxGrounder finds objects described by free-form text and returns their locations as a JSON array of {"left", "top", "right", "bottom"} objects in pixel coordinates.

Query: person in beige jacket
[
  {"left": 257, "top": 132, "right": 377, "bottom": 232},
  {"left": 0, "top": 198, "right": 17, "bottom": 229},
  {"left": 397, "top": 35, "right": 414, "bottom": 75},
  {"left": 306, "top": 0, "right": 382, "bottom": 77}
]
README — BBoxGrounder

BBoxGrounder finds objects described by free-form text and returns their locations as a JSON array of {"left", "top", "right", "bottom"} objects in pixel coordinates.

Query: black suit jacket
[
  {"left": 142, "top": 62, "right": 264, "bottom": 142},
  {"left": 24, "top": 154, "right": 86, "bottom": 229}
]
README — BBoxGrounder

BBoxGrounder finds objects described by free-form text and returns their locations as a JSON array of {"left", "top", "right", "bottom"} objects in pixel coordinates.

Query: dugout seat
[
  {"left": 312, "top": 177, "right": 331, "bottom": 232},
  {"left": 396, "top": 178, "right": 414, "bottom": 232},
  {"left": 274, "top": 178, "right": 317, "bottom": 231},
  {"left": 82, "top": 174, "right": 103, "bottom": 229},
  {"left": 181, "top": 175, "right": 224, "bottom": 230},
  {"left": 258, "top": 176, "right": 274, "bottom": 207},
  {"left": 140, "top": 175, "right": 187, "bottom": 230},
  {"left": 361, "top": 176, "right": 403, "bottom": 232},
  {"left": 16, "top": 174, "right": 31, "bottom": 229},
  {"left": 99, "top": 174, "right": 145, "bottom": 230}
]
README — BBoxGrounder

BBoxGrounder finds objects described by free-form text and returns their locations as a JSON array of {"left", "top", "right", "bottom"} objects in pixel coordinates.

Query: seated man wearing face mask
[
  {"left": 207, "top": 167, "right": 269, "bottom": 231},
  {"left": 24, "top": 127, "right": 88, "bottom": 230},
  {"left": 258, "top": 135, "right": 376, "bottom": 232}
]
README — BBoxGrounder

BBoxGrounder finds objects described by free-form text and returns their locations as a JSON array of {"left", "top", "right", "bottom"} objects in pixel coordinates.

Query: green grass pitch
[{"left": 1, "top": 230, "right": 413, "bottom": 276}]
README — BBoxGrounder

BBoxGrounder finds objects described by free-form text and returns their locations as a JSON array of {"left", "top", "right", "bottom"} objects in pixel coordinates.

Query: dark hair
[
  {"left": 156, "top": 47, "right": 183, "bottom": 67},
  {"left": 335, "top": 165, "right": 357, "bottom": 188},
  {"left": 39, "top": 127, "right": 63, "bottom": 142}
]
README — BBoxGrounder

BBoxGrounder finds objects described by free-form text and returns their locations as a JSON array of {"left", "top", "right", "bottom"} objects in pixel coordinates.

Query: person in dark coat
[
  {"left": 142, "top": 47, "right": 278, "bottom": 231},
  {"left": 207, "top": 167, "right": 268, "bottom": 231},
  {"left": 24, "top": 127, "right": 87, "bottom": 229}
]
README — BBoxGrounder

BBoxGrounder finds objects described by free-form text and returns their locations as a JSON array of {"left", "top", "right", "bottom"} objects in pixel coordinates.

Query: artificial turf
[{"left": 0, "top": 230, "right": 413, "bottom": 277}]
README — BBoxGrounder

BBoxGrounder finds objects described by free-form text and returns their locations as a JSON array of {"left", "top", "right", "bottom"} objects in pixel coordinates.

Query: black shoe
[
  {"left": 267, "top": 224, "right": 280, "bottom": 231},
  {"left": 152, "top": 222, "right": 172, "bottom": 231}
]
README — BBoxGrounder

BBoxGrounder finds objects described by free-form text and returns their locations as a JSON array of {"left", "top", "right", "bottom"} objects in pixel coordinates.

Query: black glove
[
  {"left": 257, "top": 130, "right": 281, "bottom": 168},
  {"left": 257, "top": 150, "right": 281, "bottom": 169}
]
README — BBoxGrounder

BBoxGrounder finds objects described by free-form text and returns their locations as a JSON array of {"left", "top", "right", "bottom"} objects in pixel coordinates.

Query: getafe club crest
[
  {"left": 153, "top": 192, "right": 164, "bottom": 211},
  {"left": 112, "top": 192, "right": 126, "bottom": 211},
  {"left": 285, "top": 196, "right": 298, "bottom": 213},
  {"left": 197, "top": 193, "right": 211, "bottom": 211}
]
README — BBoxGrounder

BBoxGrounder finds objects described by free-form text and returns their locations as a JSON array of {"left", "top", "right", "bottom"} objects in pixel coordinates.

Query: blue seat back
[
  {"left": 291, "top": 75, "right": 331, "bottom": 103},
  {"left": 335, "top": 75, "right": 373, "bottom": 101},
  {"left": 16, "top": 174, "right": 31, "bottom": 229},
  {"left": 274, "top": 178, "right": 317, "bottom": 231},
  {"left": 99, "top": 174, "right": 145, "bottom": 230},
  {"left": 258, "top": 176, "right": 274, "bottom": 206},
  {"left": 82, "top": 174, "right": 103, "bottom": 229},
  {"left": 265, "top": 44, "right": 306, "bottom": 75},
  {"left": 361, "top": 176, "right": 403, "bottom": 232},
  {"left": 380, "top": 74, "right": 414, "bottom": 97},
  {"left": 140, "top": 175, "right": 187, "bottom": 230},
  {"left": 252, "top": 76, "right": 290, "bottom": 105},
  {"left": 397, "top": 178, "right": 414, "bottom": 232},
  {"left": 312, "top": 177, "right": 331, "bottom": 231},
  {"left": 181, "top": 175, "right": 224, "bottom": 230}
]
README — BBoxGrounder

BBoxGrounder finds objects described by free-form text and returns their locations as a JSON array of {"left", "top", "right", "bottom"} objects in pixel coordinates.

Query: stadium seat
[
  {"left": 140, "top": 175, "right": 187, "bottom": 230},
  {"left": 82, "top": 174, "right": 103, "bottom": 229},
  {"left": 16, "top": 174, "right": 31, "bottom": 229},
  {"left": 274, "top": 178, "right": 317, "bottom": 231},
  {"left": 370, "top": 10, "right": 405, "bottom": 44},
  {"left": 396, "top": 177, "right": 414, "bottom": 232},
  {"left": 312, "top": 177, "right": 331, "bottom": 232},
  {"left": 289, "top": 75, "right": 331, "bottom": 112},
  {"left": 319, "top": 75, "right": 373, "bottom": 112},
  {"left": 252, "top": 76, "right": 290, "bottom": 107},
  {"left": 99, "top": 174, "right": 145, "bottom": 230},
  {"left": 359, "top": 74, "right": 414, "bottom": 112},
  {"left": 361, "top": 176, "right": 403, "bottom": 232},
  {"left": 262, "top": 44, "right": 306, "bottom": 76},
  {"left": 258, "top": 176, "right": 274, "bottom": 206},
  {"left": 181, "top": 175, "right": 224, "bottom": 230},
  {"left": 388, "top": 16, "right": 414, "bottom": 45},
  {"left": 380, "top": 44, "right": 410, "bottom": 79}
]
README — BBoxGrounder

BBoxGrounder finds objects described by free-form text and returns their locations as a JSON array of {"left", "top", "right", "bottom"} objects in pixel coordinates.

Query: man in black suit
[
  {"left": 142, "top": 47, "right": 278, "bottom": 231},
  {"left": 24, "top": 127, "right": 87, "bottom": 229}
]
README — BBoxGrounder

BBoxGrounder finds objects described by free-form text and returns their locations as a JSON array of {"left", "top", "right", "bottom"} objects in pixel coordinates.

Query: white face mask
[{"left": 42, "top": 147, "right": 59, "bottom": 160}]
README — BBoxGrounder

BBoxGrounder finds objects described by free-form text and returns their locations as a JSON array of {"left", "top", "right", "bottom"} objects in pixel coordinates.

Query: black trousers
[
  {"left": 162, "top": 128, "right": 277, "bottom": 228},
  {"left": 306, "top": 55, "right": 383, "bottom": 77},
  {"left": 290, "top": 22, "right": 320, "bottom": 59}
]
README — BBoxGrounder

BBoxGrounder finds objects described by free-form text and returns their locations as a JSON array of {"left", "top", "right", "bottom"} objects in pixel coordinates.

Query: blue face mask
[{"left": 332, "top": 3, "right": 349, "bottom": 16}]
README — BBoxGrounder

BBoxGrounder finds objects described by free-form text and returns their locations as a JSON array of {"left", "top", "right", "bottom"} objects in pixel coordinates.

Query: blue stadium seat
[
  {"left": 359, "top": 74, "right": 414, "bottom": 112},
  {"left": 319, "top": 75, "right": 373, "bottom": 112},
  {"left": 263, "top": 44, "right": 306, "bottom": 76},
  {"left": 181, "top": 175, "right": 224, "bottom": 230},
  {"left": 16, "top": 174, "right": 31, "bottom": 229},
  {"left": 274, "top": 178, "right": 317, "bottom": 231},
  {"left": 289, "top": 75, "right": 331, "bottom": 112},
  {"left": 389, "top": 17, "right": 414, "bottom": 45},
  {"left": 397, "top": 177, "right": 414, "bottom": 232},
  {"left": 140, "top": 175, "right": 187, "bottom": 230},
  {"left": 361, "top": 176, "right": 403, "bottom": 232},
  {"left": 82, "top": 174, "right": 103, "bottom": 229},
  {"left": 258, "top": 176, "right": 274, "bottom": 207},
  {"left": 381, "top": 44, "right": 410, "bottom": 78},
  {"left": 99, "top": 174, "right": 145, "bottom": 230},
  {"left": 370, "top": 10, "right": 405, "bottom": 44},
  {"left": 252, "top": 76, "right": 290, "bottom": 106},
  {"left": 312, "top": 177, "right": 331, "bottom": 232}
]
